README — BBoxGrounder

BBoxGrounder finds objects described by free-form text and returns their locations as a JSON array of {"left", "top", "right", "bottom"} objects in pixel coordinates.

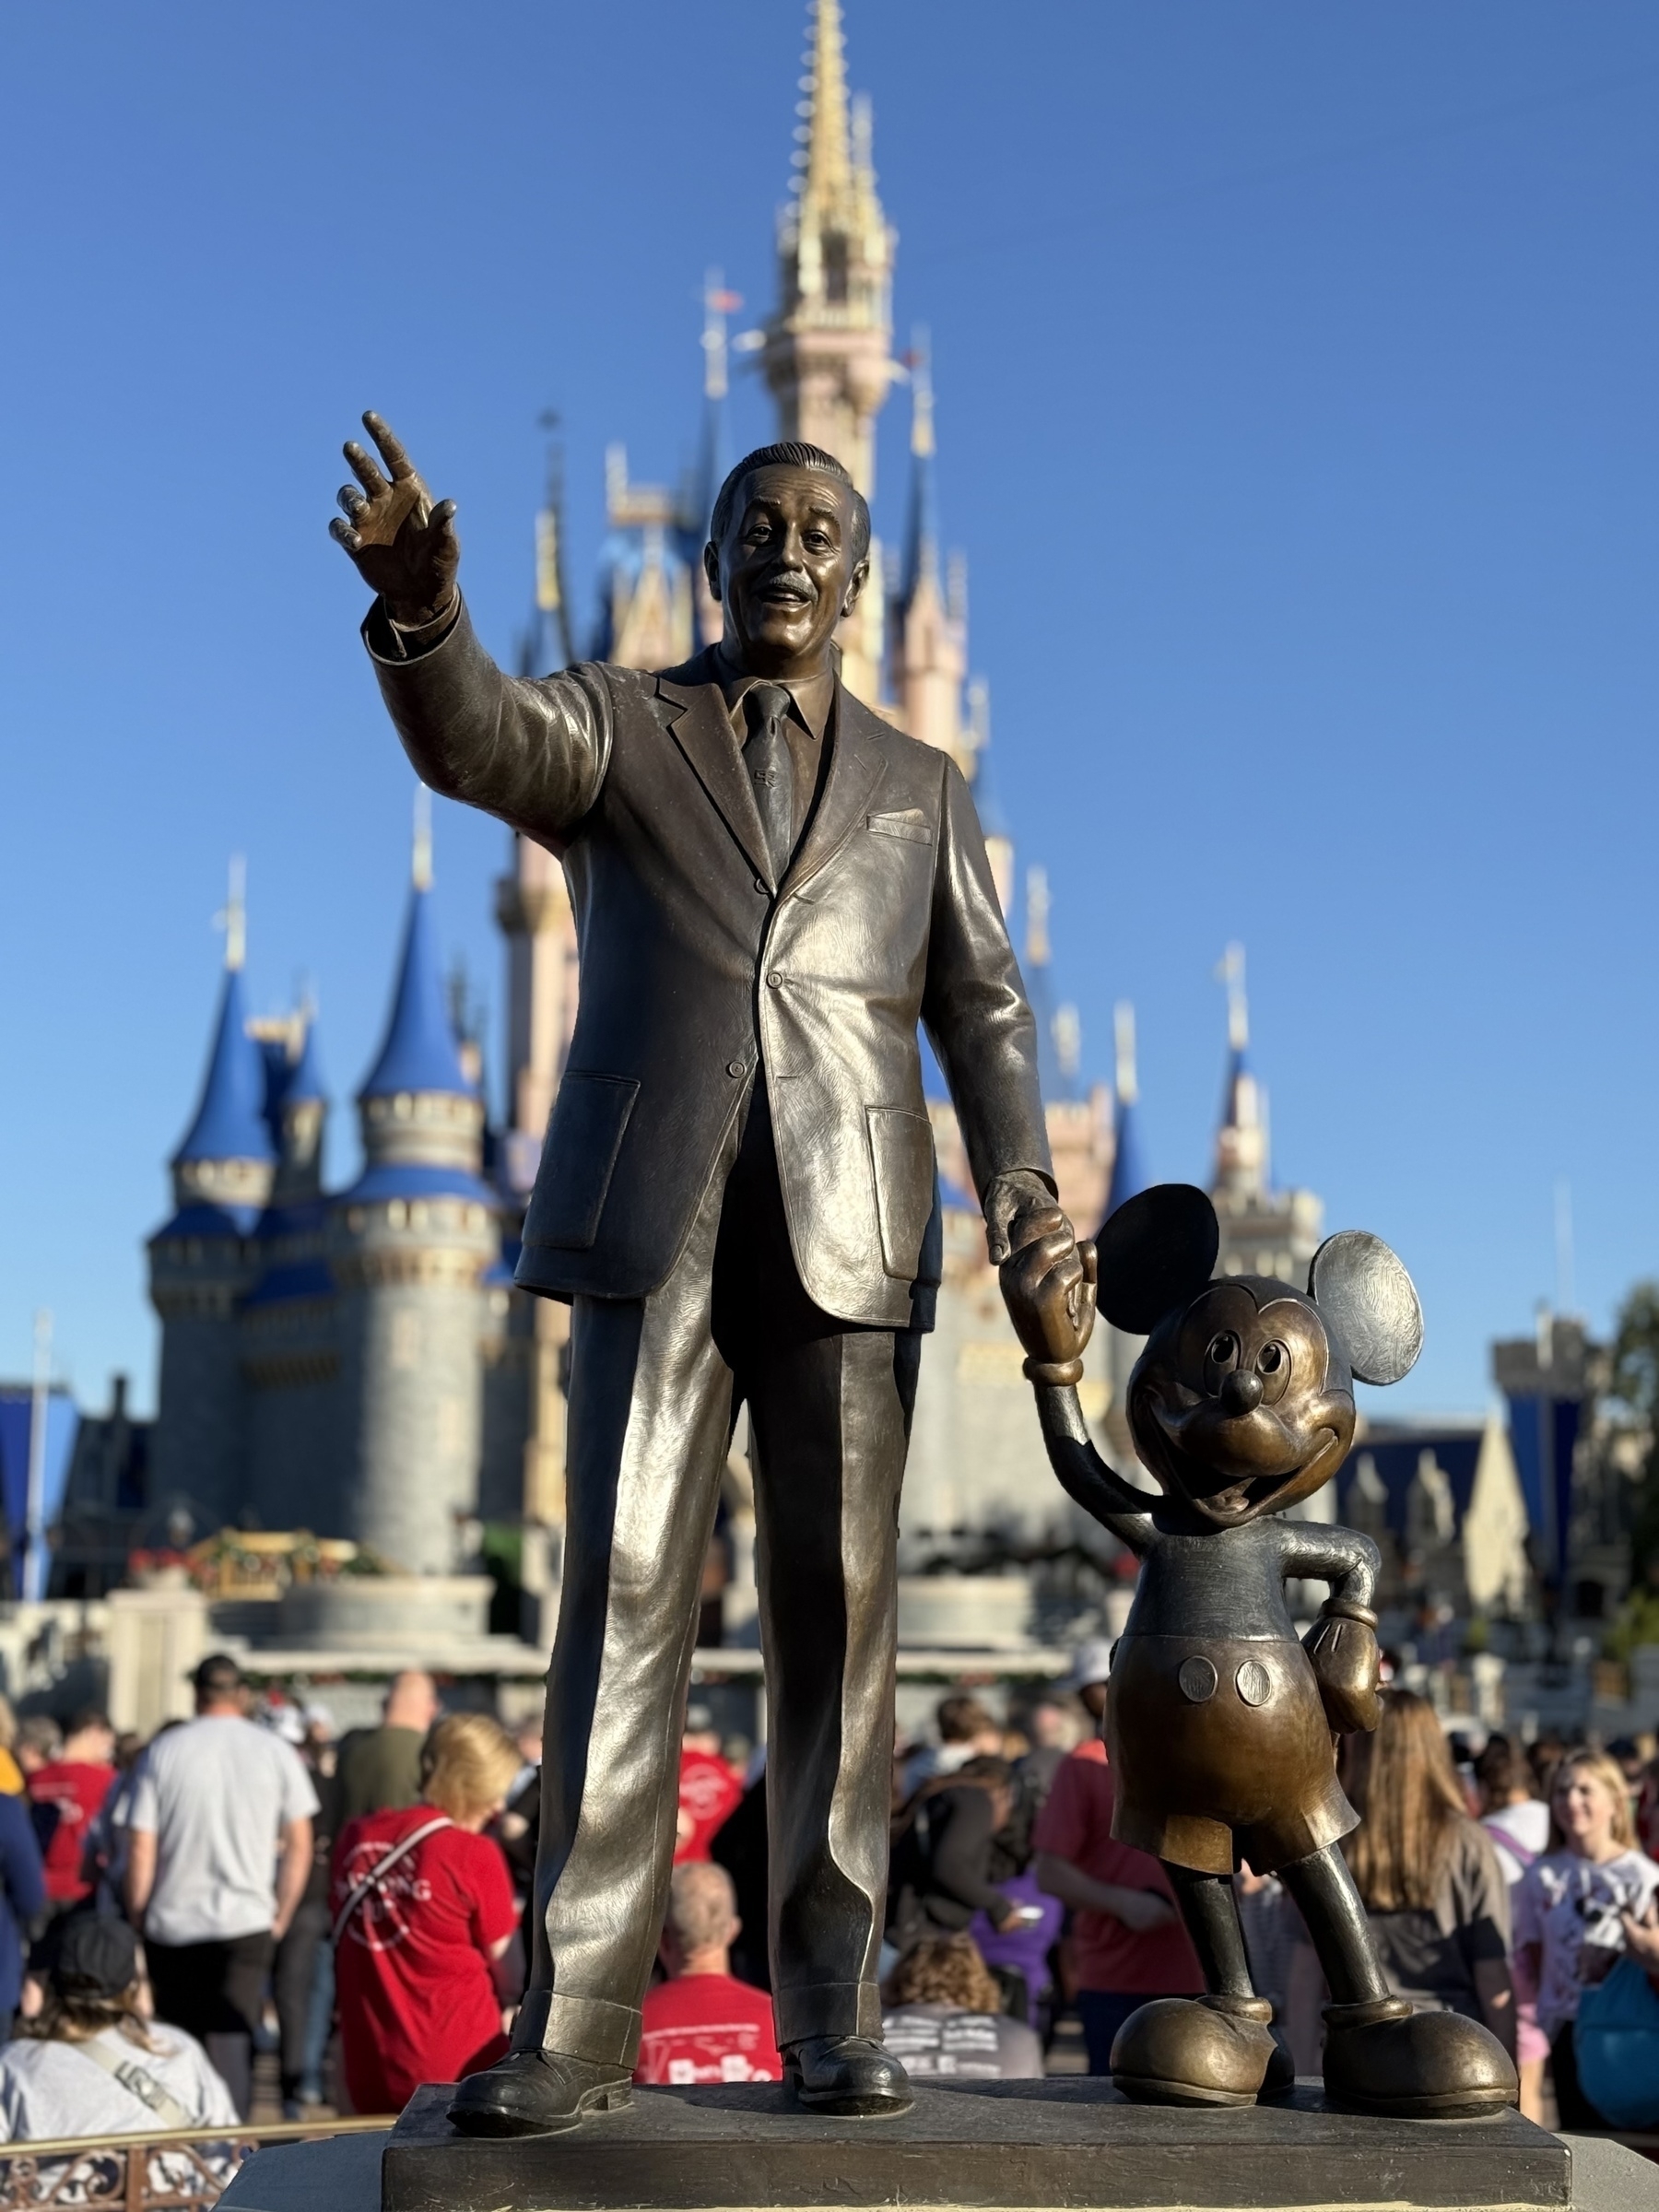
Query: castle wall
[
  {"left": 333, "top": 1204, "right": 494, "bottom": 1572},
  {"left": 147, "top": 1294, "right": 248, "bottom": 1535},
  {"left": 241, "top": 1297, "right": 341, "bottom": 1535}
]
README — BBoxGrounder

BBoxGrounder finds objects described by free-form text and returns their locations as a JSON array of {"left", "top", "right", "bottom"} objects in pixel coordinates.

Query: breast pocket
[
  {"left": 866, "top": 808, "right": 935, "bottom": 847},
  {"left": 865, "top": 1106, "right": 936, "bottom": 1280},
  {"left": 522, "top": 1073, "right": 640, "bottom": 1251}
]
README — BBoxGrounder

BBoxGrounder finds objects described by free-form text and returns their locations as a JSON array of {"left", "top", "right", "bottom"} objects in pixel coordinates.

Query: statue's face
[
  {"left": 706, "top": 465, "right": 867, "bottom": 673},
  {"left": 1128, "top": 1278, "right": 1357, "bottom": 1527}
]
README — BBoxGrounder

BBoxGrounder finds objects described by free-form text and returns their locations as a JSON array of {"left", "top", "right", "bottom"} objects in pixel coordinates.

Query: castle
[{"left": 145, "top": 0, "right": 1325, "bottom": 1605}]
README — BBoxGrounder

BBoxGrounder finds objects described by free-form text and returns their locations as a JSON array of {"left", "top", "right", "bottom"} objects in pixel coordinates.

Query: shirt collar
[{"left": 713, "top": 645, "right": 836, "bottom": 745}]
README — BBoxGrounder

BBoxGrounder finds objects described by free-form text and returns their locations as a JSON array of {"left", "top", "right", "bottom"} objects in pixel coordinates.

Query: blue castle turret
[
  {"left": 331, "top": 797, "right": 498, "bottom": 1573},
  {"left": 147, "top": 867, "right": 275, "bottom": 1535}
]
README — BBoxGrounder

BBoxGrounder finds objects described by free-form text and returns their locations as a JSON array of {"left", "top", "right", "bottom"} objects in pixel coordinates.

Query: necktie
[{"left": 742, "top": 683, "right": 796, "bottom": 881}]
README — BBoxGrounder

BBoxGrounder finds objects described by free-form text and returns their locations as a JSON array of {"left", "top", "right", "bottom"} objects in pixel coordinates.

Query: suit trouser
[{"left": 515, "top": 1089, "right": 921, "bottom": 2068}]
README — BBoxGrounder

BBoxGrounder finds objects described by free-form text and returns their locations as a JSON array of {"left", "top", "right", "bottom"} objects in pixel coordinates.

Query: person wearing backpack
[{"left": 332, "top": 1714, "right": 524, "bottom": 2115}]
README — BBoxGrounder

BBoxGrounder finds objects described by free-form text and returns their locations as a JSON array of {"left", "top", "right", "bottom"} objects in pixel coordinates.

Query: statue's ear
[
  {"left": 1308, "top": 1231, "right": 1423, "bottom": 1386},
  {"left": 1095, "top": 1183, "right": 1219, "bottom": 1335}
]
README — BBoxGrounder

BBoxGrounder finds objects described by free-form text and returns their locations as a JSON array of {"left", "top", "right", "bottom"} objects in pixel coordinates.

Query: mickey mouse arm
[
  {"left": 1031, "top": 1383, "right": 1157, "bottom": 1556},
  {"left": 1280, "top": 1525, "right": 1383, "bottom": 1733}
]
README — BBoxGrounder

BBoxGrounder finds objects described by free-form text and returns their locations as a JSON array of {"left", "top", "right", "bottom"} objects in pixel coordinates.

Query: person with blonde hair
[
  {"left": 1336, "top": 1690, "right": 1514, "bottom": 2048},
  {"left": 1513, "top": 1747, "right": 1659, "bottom": 2127},
  {"left": 332, "top": 1712, "right": 524, "bottom": 2114},
  {"left": 881, "top": 1936, "right": 1041, "bottom": 2079}
]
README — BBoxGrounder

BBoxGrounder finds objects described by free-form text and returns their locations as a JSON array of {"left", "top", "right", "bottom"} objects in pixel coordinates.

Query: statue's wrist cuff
[
  {"left": 1319, "top": 1597, "right": 1378, "bottom": 1630},
  {"left": 1024, "top": 1356, "right": 1084, "bottom": 1386}
]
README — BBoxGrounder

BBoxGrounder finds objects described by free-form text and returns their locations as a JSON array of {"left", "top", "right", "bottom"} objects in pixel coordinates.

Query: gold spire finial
[
  {"left": 215, "top": 854, "right": 247, "bottom": 972},
  {"left": 1026, "top": 865, "right": 1051, "bottom": 969},
  {"left": 799, "top": 0, "right": 852, "bottom": 209},
  {"left": 412, "top": 783, "right": 433, "bottom": 891},
  {"left": 1114, "top": 1002, "right": 1139, "bottom": 1107}
]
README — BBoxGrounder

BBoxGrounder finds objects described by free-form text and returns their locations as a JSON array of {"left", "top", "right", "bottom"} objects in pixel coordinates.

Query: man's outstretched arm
[{"left": 331, "top": 412, "right": 609, "bottom": 849}]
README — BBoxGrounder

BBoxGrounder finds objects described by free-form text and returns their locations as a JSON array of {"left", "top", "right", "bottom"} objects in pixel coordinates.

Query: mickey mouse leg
[
  {"left": 1278, "top": 1843, "right": 1516, "bottom": 2118},
  {"left": 1108, "top": 1865, "right": 1283, "bottom": 2109}
]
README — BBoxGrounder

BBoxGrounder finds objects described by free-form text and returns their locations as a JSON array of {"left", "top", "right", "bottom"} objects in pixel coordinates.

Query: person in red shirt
[
  {"left": 27, "top": 1709, "right": 115, "bottom": 1911},
  {"left": 1032, "top": 1662, "right": 1203, "bottom": 2076},
  {"left": 674, "top": 1709, "right": 742, "bottom": 1865},
  {"left": 636, "top": 1861, "right": 781, "bottom": 2086},
  {"left": 332, "top": 1712, "right": 524, "bottom": 2115}
]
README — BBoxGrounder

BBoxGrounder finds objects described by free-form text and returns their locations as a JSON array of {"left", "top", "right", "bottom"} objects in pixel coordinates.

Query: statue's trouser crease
[{"left": 519, "top": 1087, "right": 918, "bottom": 2068}]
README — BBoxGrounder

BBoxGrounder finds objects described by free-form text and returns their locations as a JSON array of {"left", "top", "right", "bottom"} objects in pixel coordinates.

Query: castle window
[
  {"left": 347, "top": 1208, "right": 366, "bottom": 1234},
  {"left": 409, "top": 1202, "right": 429, "bottom": 1230},
  {"left": 387, "top": 1200, "right": 407, "bottom": 1229}
]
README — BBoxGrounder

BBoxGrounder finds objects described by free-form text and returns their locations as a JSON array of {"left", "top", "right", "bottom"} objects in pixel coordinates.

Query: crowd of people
[{"left": 0, "top": 1645, "right": 1648, "bottom": 2159}]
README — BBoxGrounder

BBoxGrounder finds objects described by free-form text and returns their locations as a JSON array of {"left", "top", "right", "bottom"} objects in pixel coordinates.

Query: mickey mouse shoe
[
  {"left": 1111, "top": 1994, "right": 1285, "bottom": 2108},
  {"left": 1321, "top": 1998, "right": 1518, "bottom": 2119}
]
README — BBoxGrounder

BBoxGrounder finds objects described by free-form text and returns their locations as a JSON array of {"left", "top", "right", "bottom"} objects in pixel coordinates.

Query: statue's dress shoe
[
  {"left": 1321, "top": 1998, "right": 1518, "bottom": 2120},
  {"left": 1112, "top": 1995, "right": 1281, "bottom": 2108},
  {"left": 784, "top": 2036, "right": 914, "bottom": 2115},
  {"left": 447, "top": 2049, "right": 633, "bottom": 2137}
]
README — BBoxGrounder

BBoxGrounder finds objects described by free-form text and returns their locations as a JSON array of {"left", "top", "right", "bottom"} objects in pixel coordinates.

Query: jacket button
[
  {"left": 766, "top": 971, "right": 783, "bottom": 989},
  {"left": 726, "top": 1060, "right": 746, "bottom": 1079}
]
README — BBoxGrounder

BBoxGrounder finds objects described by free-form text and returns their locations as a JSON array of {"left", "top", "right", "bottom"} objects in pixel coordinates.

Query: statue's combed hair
[{"left": 710, "top": 443, "right": 871, "bottom": 563}]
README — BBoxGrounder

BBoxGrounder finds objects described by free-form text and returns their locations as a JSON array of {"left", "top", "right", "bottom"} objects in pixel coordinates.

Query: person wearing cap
[
  {"left": 1031, "top": 1642, "right": 1204, "bottom": 2074},
  {"left": 124, "top": 1654, "right": 317, "bottom": 2120},
  {"left": 0, "top": 1915, "right": 238, "bottom": 2146}
]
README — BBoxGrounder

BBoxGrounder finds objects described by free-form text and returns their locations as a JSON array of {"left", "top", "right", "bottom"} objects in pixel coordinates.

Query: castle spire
[
  {"left": 1212, "top": 942, "right": 1268, "bottom": 1198},
  {"left": 899, "top": 327, "right": 939, "bottom": 606},
  {"left": 172, "top": 865, "right": 275, "bottom": 1197},
  {"left": 762, "top": 0, "right": 897, "bottom": 500},
  {"left": 360, "top": 811, "right": 470, "bottom": 1102},
  {"left": 1101, "top": 1002, "right": 1147, "bottom": 1222}
]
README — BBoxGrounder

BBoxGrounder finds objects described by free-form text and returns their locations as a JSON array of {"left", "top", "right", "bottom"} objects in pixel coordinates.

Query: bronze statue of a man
[{"left": 330, "top": 416, "right": 1088, "bottom": 2134}]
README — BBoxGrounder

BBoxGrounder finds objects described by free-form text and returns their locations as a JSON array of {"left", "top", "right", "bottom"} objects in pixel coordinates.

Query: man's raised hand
[{"left": 329, "top": 411, "right": 460, "bottom": 627}]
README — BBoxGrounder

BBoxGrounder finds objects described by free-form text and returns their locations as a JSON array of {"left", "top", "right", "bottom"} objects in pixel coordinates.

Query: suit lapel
[
  {"left": 655, "top": 665, "right": 774, "bottom": 889},
  {"left": 783, "top": 685, "right": 889, "bottom": 901}
]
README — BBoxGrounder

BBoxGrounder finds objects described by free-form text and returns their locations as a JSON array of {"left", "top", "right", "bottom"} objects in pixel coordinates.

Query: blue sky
[{"left": 2, "top": 2, "right": 1655, "bottom": 1420}]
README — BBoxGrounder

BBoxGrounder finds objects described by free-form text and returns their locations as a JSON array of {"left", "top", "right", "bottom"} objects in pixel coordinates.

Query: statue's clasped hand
[{"left": 997, "top": 1206, "right": 1097, "bottom": 1388}]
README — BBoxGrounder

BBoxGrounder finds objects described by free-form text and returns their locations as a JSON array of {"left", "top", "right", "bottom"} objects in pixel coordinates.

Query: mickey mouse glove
[{"left": 1303, "top": 1599, "right": 1382, "bottom": 1735}]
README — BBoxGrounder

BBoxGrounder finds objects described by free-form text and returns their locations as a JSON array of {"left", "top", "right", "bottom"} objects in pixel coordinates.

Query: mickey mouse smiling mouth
[{"left": 1129, "top": 1281, "right": 1357, "bottom": 1527}]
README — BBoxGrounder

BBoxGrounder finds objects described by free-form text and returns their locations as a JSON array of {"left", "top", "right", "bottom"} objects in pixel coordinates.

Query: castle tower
[
  {"left": 684, "top": 271, "right": 736, "bottom": 651},
  {"left": 333, "top": 802, "right": 496, "bottom": 1571},
  {"left": 147, "top": 863, "right": 273, "bottom": 1535},
  {"left": 890, "top": 334, "right": 972, "bottom": 776},
  {"left": 1100, "top": 1004, "right": 1150, "bottom": 1462},
  {"left": 241, "top": 1014, "right": 340, "bottom": 1535},
  {"left": 1208, "top": 944, "right": 1324, "bottom": 1283},
  {"left": 763, "top": 0, "right": 897, "bottom": 704}
]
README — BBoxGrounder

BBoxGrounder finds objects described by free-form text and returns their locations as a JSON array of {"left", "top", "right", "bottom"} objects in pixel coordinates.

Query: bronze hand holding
[{"left": 330, "top": 411, "right": 460, "bottom": 627}]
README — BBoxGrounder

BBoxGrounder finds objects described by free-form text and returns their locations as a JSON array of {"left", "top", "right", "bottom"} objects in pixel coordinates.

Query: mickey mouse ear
[
  {"left": 1307, "top": 1231, "right": 1423, "bottom": 1386},
  {"left": 1095, "top": 1183, "right": 1219, "bottom": 1335}
]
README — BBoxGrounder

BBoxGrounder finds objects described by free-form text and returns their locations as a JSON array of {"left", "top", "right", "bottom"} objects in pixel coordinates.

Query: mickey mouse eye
[
  {"left": 1255, "top": 1339, "right": 1292, "bottom": 1404},
  {"left": 1206, "top": 1332, "right": 1240, "bottom": 1369}
]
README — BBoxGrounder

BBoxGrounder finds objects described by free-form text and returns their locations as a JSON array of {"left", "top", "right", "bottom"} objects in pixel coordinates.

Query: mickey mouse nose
[{"left": 1220, "top": 1370, "right": 1264, "bottom": 1416}]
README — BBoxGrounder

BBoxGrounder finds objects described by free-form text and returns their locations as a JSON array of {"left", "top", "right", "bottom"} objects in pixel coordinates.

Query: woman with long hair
[
  {"left": 0, "top": 1915, "right": 236, "bottom": 2143},
  {"left": 1513, "top": 1747, "right": 1659, "bottom": 2128},
  {"left": 332, "top": 1712, "right": 525, "bottom": 2115},
  {"left": 1336, "top": 1690, "right": 1514, "bottom": 2049},
  {"left": 881, "top": 1934, "right": 1042, "bottom": 2080}
]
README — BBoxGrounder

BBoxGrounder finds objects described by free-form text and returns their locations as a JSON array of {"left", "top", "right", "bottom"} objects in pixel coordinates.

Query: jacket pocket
[
  {"left": 522, "top": 1074, "right": 641, "bottom": 1251},
  {"left": 865, "top": 1106, "right": 936, "bottom": 1280},
  {"left": 867, "top": 808, "right": 934, "bottom": 845}
]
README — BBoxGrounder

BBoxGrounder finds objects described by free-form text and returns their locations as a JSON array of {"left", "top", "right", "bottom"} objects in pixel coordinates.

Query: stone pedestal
[{"left": 216, "top": 2080, "right": 1659, "bottom": 2212}]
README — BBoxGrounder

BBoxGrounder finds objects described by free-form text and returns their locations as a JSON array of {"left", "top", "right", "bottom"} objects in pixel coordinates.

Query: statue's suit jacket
[{"left": 365, "top": 603, "right": 1052, "bottom": 1331}]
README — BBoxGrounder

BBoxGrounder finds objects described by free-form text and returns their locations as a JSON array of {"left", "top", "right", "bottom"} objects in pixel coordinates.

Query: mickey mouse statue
[{"left": 1003, "top": 1183, "right": 1517, "bottom": 2119}]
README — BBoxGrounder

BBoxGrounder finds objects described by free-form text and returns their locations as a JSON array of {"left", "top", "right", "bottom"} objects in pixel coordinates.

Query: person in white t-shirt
[
  {"left": 1513, "top": 1747, "right": 1659, "bottom": 2130},
  {"left": 124, "top": 1654, "right": 317, "bottom": 2119},
  {"left": 0, "top": 1914, "right": 239, "bottom": 2200}
]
